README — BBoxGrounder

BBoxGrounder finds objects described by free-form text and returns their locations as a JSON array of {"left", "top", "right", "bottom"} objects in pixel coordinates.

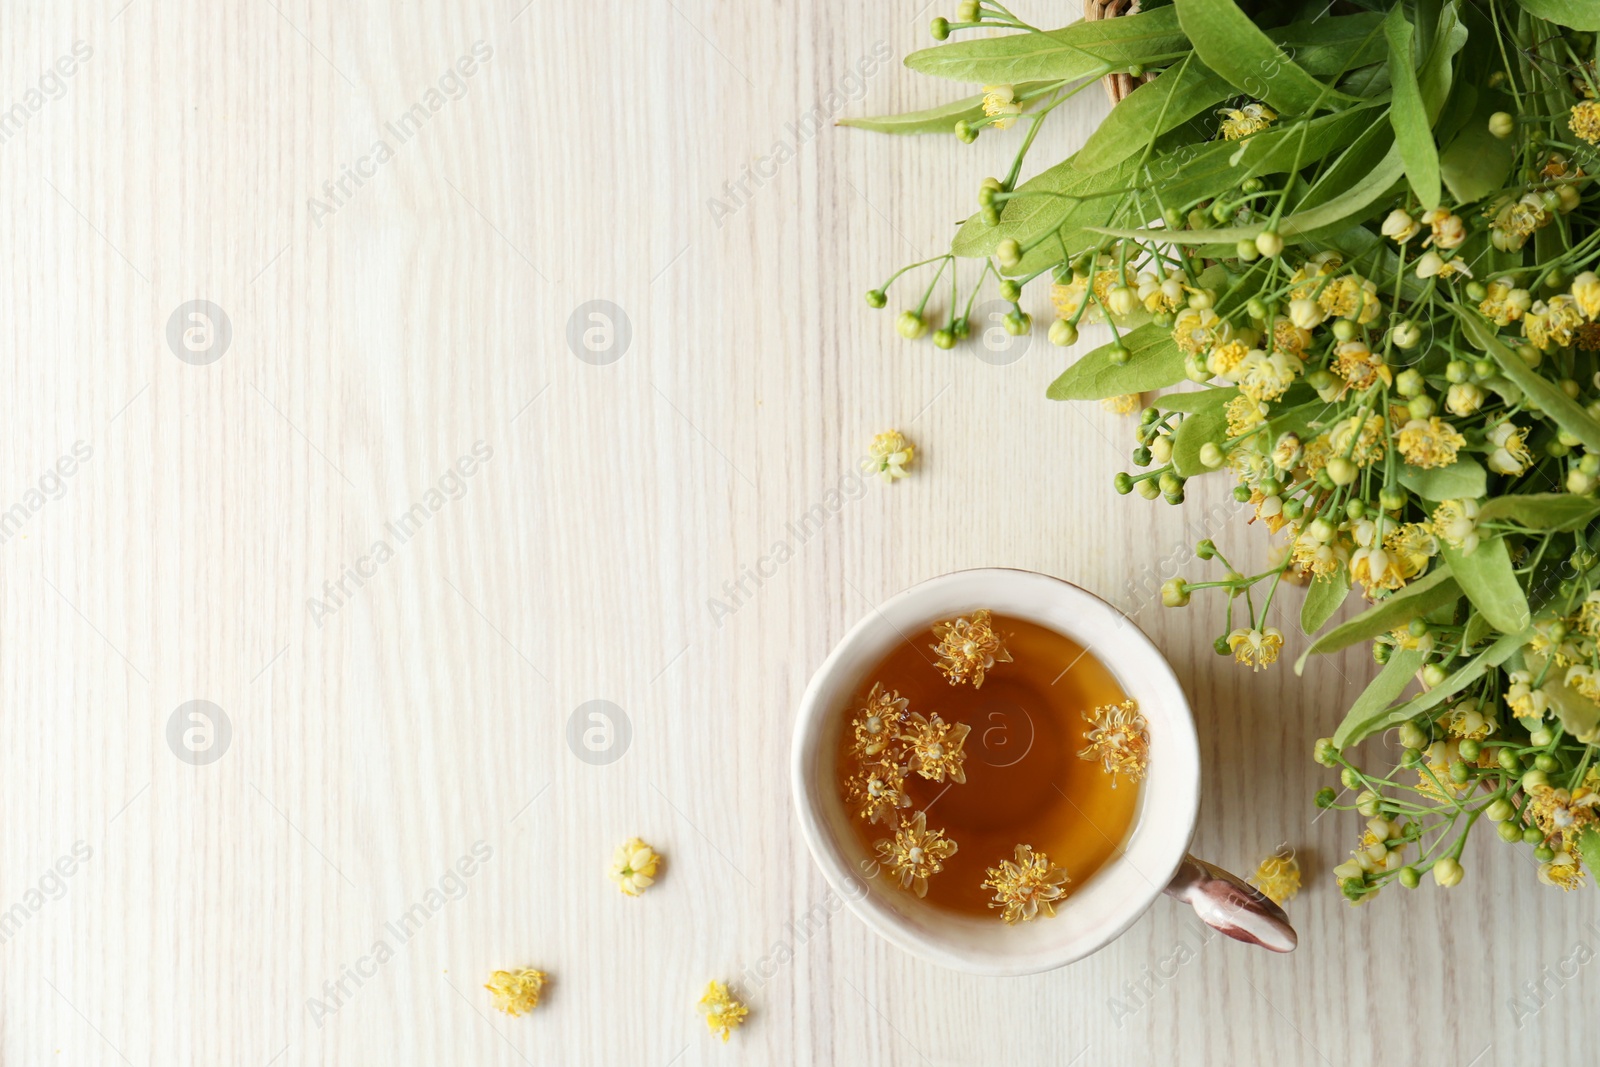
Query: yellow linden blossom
[
  {"left": 608, "top": 837, "right": 662, "bottom": 896},
  {"left": 1249, "top": 489, "right": 1291, "bottom": 534},
  {"left": 1330, "top": 413, "right": 1387, "bottom": 467},
  {"left": 1430, "top": 498, "right": 1481, "bottom": 554},
  {"left": 1299, "top": 434, "right": 1334, "bottom": 473},
  {"left": 851, "top": 682, "right": 909, "bottom": 760},
  {"left": 1333, "top": 340, "right": 1390, "bottom": 392},
  {"left": 1317, "top": 275, "right": 1381, "bottom": 323},
  {"left": 1524, "top": 295, "right": 1585, "bottom": 350},
  {"left": 1051, "top": 276, "right": 1089, "bottom": 320},
  {"left": 1236, "top": 349, "right": 1302, "bottom": 402},
  {"left": 1218, "top": 102, "right": 1276, "bottom": 140},
  {"left": 898, "top": 711, "right": 972, "bottom": 784},
  {"left": 1438, "top": 700, "right": 1496, "bottom": 741},
  {"left": 1101, "top": 393, "right": 1142, "bottom": 415},
  {"left": 697, "top": 981, "right": 750, "bottom": 1042},
  {"left": 1571, "top": 271, "right": 1600, "bottom": 319},
  {"left": 1570, "top": 100, "right": 1600, "bottom": 144},
  {"left": 1227, "top": 627, "right": 1284, "bottom": 671},
  {"left": 846, "top": 757, "right": 910, "bottom": 825},
  {"left": 1350, "top": 518, "right": 1433, "bottom": 596},
  {"left": 1578, "top": 591, "right": 1600, "bottom": 638},
  {"left": 1136, "top": 272, "right": 1184, "bottom": 313},
  {"left": 1248, "top": 849, "right": 1301, "bottom": 905},
  {"left": 1092, "top": 268, "right": 1136, "bottom": 308},
  {"left": 863, "top": 431, "right": 914, "bottom": 483},
  {"left": 1505, "top": 669, "right": 1551, "bottom": 721},
  {"left": 1526, "top": 785, "right": 1600, "bottom": 849},
  {"left": 873, "top": 811, "right": 958, "bottom": 897},
  {"left": 1395, "top": 417, "right": 1465, "bottom": 469},
  {"left": 1272, "top": 318, "right": 1312, "bottom": 356},
  {"left": 981, "top": 84, "right": 1022, "bottom": 129},
  {"left": 485, "top": 968, "right": 547, "bottom": 1016},
  {"left": 1486, "top": 421, "right": 1533, "bottom": 475},
  {"left": 1390, "top": 625, "right": 1434, "bottom": 654},
  {"left": 1226, "top": 394, "right": 1269, "bottom": 437},
  {"left": 1207, "top": 339, "right": 1251, "bottom": 377},
  {"left": 1566, "top": 664, "right": 1600, "bottom": 702},
  {"left": 982, "top": 844, "right": 1071, "bottom": 923},
  {"left": 1539, "top": 851, "right": 1586, "bottom": 891},
  {"left": 1291, "top": 529, "right": 1350, "bottom": 578},
  {"left": 1479, "top": 277, "right": 1533, "bottom": 325},
  {"left": 929, "top": 609, "right": 1012, "bottom": 688},
  {"left": 1172, "top": 306, "right": 1230, "bottom": 355},
  {"left": 1078, "top": 698, "right": 1149, "bottom": 785}
]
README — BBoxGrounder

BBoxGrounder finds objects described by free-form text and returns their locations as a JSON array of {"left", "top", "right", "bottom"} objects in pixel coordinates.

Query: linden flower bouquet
[{"left": 853, "top": 0, "right": 1600, "bottom": 902}]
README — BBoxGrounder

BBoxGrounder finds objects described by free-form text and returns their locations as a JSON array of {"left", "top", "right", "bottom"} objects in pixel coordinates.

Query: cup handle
[{"left": 1161, "top": 853, "right": 1297, "bottom": 953}]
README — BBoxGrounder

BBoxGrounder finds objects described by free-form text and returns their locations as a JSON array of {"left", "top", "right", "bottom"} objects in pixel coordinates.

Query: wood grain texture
[{"left": 3, "top": 2, "right": 1597, "bottom": 1064}]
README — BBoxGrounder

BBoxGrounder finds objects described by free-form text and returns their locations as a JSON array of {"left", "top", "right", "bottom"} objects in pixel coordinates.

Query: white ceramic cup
[{"left": 791, "top": 568, "right": 1295, "bottom": 976}]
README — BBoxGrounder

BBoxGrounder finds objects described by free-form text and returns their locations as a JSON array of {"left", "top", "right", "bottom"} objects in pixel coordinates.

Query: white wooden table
[{"left": 5, "top": 2, "right": 1597, "bottom": 1063}]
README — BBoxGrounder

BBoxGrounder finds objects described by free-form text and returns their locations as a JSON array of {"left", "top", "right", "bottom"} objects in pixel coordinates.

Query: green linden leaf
[
  {"left": 1383, "top": 7, "right": 1441, "bottom": 208},
  {"left": 1437, "top": 538, "right": 1530, "bottom": 634},
  {"left": 904, "top": 7, "right": 1189, "bottom": 84},
  {"left": 1173, "top": 0, "right": 1352, "bottom": 114},
  {"left": 1045, "top": 323, "right": 1186, "bottom": 401},
  {"left": 1524, "top": 649, "right": 1600, "bottom": 741},
  {"left": 1349, "top": 627, "right": 1529, "bottom": 737},
  {"left": 1578, "top": 829, "right": 1600, "bottom": 885},
  {"left": 1301, "top": 567, "right": 1352, "bottom": 635},
  {"left": 1331, "top": 647, "right": 1426, "bottom": 749},
  {"left": 1516, "top": 0, "right": 1600, "bottom": 31},
  {"left": 1157, "top": 386, "right": 1237, "bottom": 413},
  {"left": 1477, "top": 493, "right": 1600, "bottom": 531},
  {"left": 1454, "top": 310, "right": 1600, "bottom": 452},
  {"left": 1438, "top": 91, "right": 1517, "bottom": 204},
  {"left": 1169, "top": 398, "right": 1231, "bottom": 477},
  {"left": 1397, "top": 457, "right": 1487, "bottom": 501},
  {"left": 1294, "top": 567, "right": 1461, "bottom": 673}
]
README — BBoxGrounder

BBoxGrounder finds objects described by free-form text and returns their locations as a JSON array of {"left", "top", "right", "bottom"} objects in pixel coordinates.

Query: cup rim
[{"left": 790, "top": 567, "right": 1200, "bottom": 975}]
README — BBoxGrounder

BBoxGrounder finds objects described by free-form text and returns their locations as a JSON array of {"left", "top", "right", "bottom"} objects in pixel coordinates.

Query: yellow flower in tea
[
  {"left": 1333, "top": 340, "right": 1390, "bottom": 392},
  {"left": 1504, "top": 669, "right": 1550, "bottom": 721},
  {"left": 485, "top": 968, "right": 547, "bottom": 1016},
  {"left": 851, "top": 682, "right": 909, "bottom": 759},
  {"left": 873, "top": 811, "right": 958, "bottom": 897},
  {"left": 982, "top": 843, "right": 1071, "bottom": 923},
  {"left": 1101, "top": 393, "right": 1142, "bottom": 416},
  {"left": 1248, "top": 849, "right": 1301, "bottom": 905},
  {"left": 1526, "top": 785, "right": 1600, "bottom": 848},
  {"left": 1395, "top": 417, "right": 1465, "bottom": 469},
  {"left": 863, "top": 430, "right": 914, "bottom": 483},
  {"left": 1226, "top": 627, "right": 1284, "bottom": 671},
  {"left": 1078, "top": 698, "right": 1149, "bottom": 785},
  {"left": 981, "top": 84, "right": 1022, "bottom": 129},
  {"left": 1539, "top": 851, "right": 1586, "bottom": 891},
  {"left": 1218, "top": 102, "right": 1276, "bottom": 140},
  {"left": 929, "top": 609, "right": 1012, "bottom": 688},
  {"left": 846, "top": 757, "right": 911, "bottom": 825},
  {"left": 898, "top": 711, "right": 971, "bottom": 784},
  {"left": 1485, "top": 421, "right": 1532, "bottom": 476},
  {"left": 607, "top": 837, "right": 661, "bottom": 896},
  {"left": 697, "top": 980, "right": 749, "bottom": 1042},
  {"left": 1570, "top": 100, "right": 1600, "bottom": 144},
  {"left": 1430, "top": 498, "right": 1481, "bottom": 555}
]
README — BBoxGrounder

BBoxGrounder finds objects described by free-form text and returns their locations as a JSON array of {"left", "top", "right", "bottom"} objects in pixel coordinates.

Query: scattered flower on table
[
  {"left": 862, "top": 430, "right": 914, "bottom": 483},
  {"left": 1248, "top": 849, "right": 1301, "bottom": 905},
  {"left": 1226, "top": 627, "right": 1283, "bottom": 671},
  {"left": 485, "top": 968, "right": 547, "bottom": 1016},
  {"left": 607, "top": 837, "right": 662, "bottom": 897},
  {"left": 698, "top": 980, "right": 749, "bottom": 1041}
]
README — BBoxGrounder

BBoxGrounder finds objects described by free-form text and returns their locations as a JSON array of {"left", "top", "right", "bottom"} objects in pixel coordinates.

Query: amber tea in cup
[{"left": 836, "top": 610, "right": 1147, "bottom": 922}]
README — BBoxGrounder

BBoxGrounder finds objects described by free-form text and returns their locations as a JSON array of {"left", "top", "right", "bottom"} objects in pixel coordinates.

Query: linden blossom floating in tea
[{"left": 839, "top": 611, "right": 1150, "bottom": 922}]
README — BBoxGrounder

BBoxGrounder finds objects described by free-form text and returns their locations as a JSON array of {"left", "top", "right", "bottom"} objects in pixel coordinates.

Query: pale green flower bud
[
  {"left": 1392, "top": 321, "right": 1422, "bottom": 349},
  {"left": 1048, "top": 319, "right": 1078, "bottom": 347},
  {"left": 1398, "top": 721, "right": 1427, "bottom": 750},
  {"left": 896, "top": 311, "right": 927, "bottom": 339},
  {"left": 1327, "top": 457, "right": 1358, "bottom": 485},
  {"left": 1488, "top": 111, "right": 1515, "bottom": 138},
  {"left": 1199, "top": 442, "right": 1225, "bottom": 468},
  {"left": 1160, "top": 578, "right": 1190, "bottom": 607},
  {"left": 1356, "top": 790, "right": 1381, "bottom": 817},
  {"left": 1255, "top": 230, "right": 1284, "bottom": 258},
  {"left": 1432, "top": 857, "right": 1464, "bottom": 887},
  {"left": 1151, "top": 436, "right": 1173, "bottom": 463}
]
